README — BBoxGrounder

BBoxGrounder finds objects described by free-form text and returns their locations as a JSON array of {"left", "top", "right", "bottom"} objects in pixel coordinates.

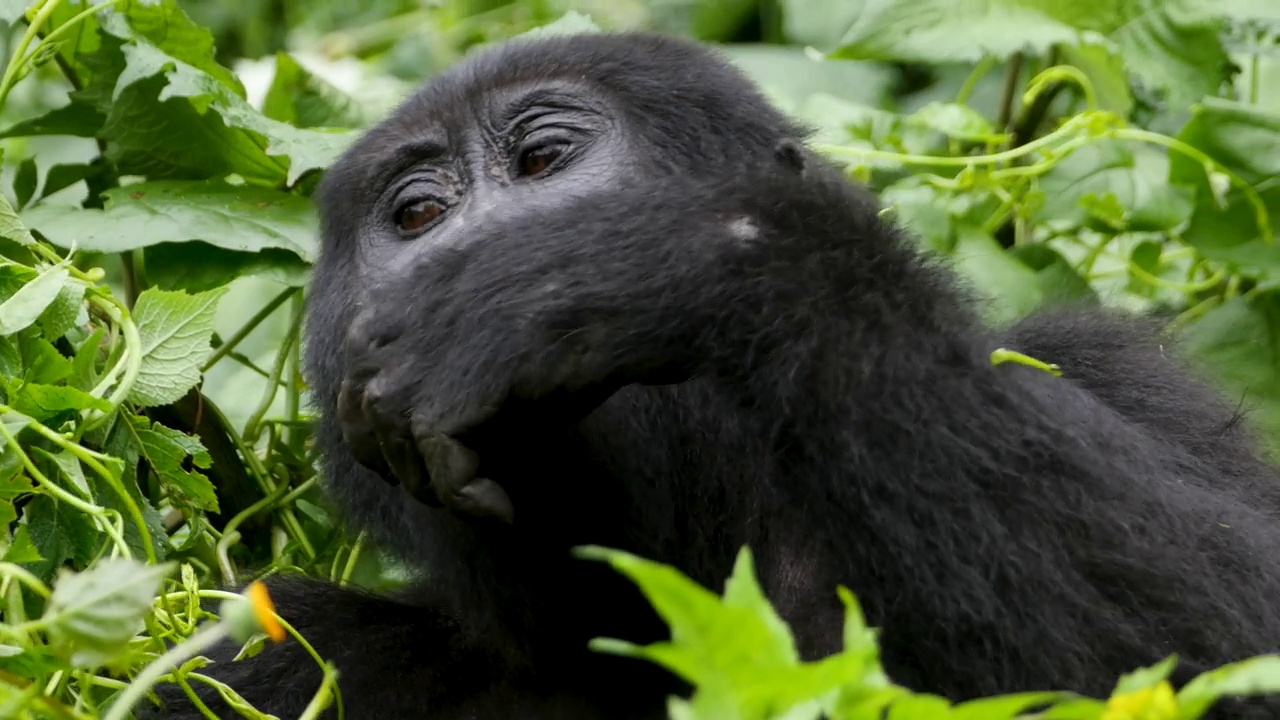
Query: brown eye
[
  {"left": 518, "top": 144, "right": 565, "bottom": 177},
  {"left": 397, "top": 200, "right": 445, "bottom": 235}
]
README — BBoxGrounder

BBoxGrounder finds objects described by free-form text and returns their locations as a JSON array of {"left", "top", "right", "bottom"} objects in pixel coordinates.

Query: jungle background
[{"left": 3, "top": 1, "right": 1280, "bottom": 718}]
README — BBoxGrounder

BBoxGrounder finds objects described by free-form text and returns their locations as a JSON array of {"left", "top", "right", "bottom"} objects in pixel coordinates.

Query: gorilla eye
[
  {"left": 518, "top": 144, "right": 566, "bottom": 177},
  {"left": 396, "top": 199, "right": 446, "bottom": 236}
]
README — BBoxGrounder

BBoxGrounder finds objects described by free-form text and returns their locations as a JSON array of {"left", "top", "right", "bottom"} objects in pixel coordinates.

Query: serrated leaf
[
  {"left": 3, "top": 524, "right": 43, "bottom": 564},
  {"left": 24, "top": 180, "right": 318, "bottom": 260},
  {"left": 122, "top": 41, "right": 352, "bottom": 185},
  {"left": 37, "top": 281, "right": 87, "bottom": 339},
  {"left": 128, "top": 285, "right": 228, "bottom": 407},
  {"left": 0, "top": 263, "right": 70, "bottom": 335},
  {"left": 136, "top": 421, "right": 217, "bottom": 513},
  {"left": 20, "top": 495, "right": 99, "bottom": 581},
  {"left": 105, "top": 0, "right": 243, "bottom": 93},
  {"left": 46, "top": 558, "right": 175, "bottom": 667},
  {"left": 17, "top": 334, "right": 72, "bottom": 384}
]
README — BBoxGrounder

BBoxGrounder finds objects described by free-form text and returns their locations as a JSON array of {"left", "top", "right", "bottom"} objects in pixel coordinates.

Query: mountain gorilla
[{"left": 155, "top": 31, "right": 1280, "bottom": 719}]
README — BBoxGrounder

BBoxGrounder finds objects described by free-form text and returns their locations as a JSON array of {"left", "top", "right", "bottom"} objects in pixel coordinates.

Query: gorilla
[{"left": 155, "top": 31, "right": 1280, "bottom": 719}]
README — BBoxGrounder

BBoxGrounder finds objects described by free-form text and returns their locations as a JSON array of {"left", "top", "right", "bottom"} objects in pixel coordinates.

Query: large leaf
[
  {"left": 1168, "top": 97, "right": 1280, "bottom": 277},
  {"left": 722, "top": 45, "right": 894, "bottom": 112},
  {"left": 796, "top": 0, "right": 1230, "bottom": 108},
  {"left": 1035, "top": 140, "right": 1194, "bottom": 233},
  {"left": 45, "top": 558, "right": 175, "bottom": 667},
  {"left": 24, "top": 180, "right": 319, "bottom": 261},
  {"left": 128, "top": 285, "right": 229, "bottom": 407}
]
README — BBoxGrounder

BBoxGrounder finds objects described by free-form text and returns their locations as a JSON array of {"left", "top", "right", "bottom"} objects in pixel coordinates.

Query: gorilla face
[{"left": 306, "top": 34, "right": 811, "bottom": 525}]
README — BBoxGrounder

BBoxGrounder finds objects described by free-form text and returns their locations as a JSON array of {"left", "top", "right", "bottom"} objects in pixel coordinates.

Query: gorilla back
[{"left": 154, "top": 31, "right": 1280, "bottom": 719}]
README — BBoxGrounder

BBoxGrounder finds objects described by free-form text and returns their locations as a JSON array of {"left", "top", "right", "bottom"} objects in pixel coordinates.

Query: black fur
[{"left": 152, "top": 32, "right": 1280, "bottom": 719}]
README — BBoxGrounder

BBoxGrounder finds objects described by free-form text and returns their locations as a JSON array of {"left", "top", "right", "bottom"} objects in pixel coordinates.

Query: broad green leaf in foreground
[
  {"left": 24, "top": 180, "right": 319, "bottom": 261},
  {"left": 45, "top": 558, "right": 175, "bottom": 667},
  {"left": 128, "top": 286, "right": 229, "bottom": 407},
  {"left": 578, "top": 546, "right": 873, "bottom": 720}
]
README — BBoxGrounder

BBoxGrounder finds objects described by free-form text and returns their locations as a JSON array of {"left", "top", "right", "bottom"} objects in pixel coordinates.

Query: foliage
[{"left": 0, "top": 0, "right": 1276, "bottom": 718}]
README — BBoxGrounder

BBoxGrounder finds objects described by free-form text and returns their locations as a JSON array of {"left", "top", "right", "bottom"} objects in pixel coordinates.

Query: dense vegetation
[{"left": 2, "top": 1, "right": 1280, "bottom": 718}]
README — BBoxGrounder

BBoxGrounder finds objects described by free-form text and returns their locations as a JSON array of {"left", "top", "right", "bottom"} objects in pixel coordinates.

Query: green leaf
[
  {"left": 1176, "top": 656, "right": 1280, "bottom": 719},
  {"left": 1169, "top": 98, "right": 1280, "bottom": 277},
  {"left": 21, "top": 495, "right": 99, "bottom": 581},
  {"left": 10, "top": 383, "right": 111, "bottom": 423},
  {"left": 13, "top": 157, "right": 36, "bottom": 210},
  {"left": 815, "top": 0, "right": 1089, "bottom": 62},
  {"left": 33, "top": 447, "right": 91, "bottom": 498},
  {"left": 37, "top": 282, "right": 87, "bottom": 340},
  {"left": 112, "top": 39, "right": 352, "bottom": 185},
  {"left": 1104, "top": 0, "right": 1230, "bottom": 107},
  {"left": 107, "top": 0, "right": 244, "bottom": 93},
  {"left": 580, "top": 546, "right": 874, "bottom": 718},
  {"left": 0, "top": 99, "right": 106, "bottom": 140},
  {"left": 948, "top": 223, "right": 1046, "bottom": 327},
  {"left": 0, "top": 263, "right": 70, "bottom": 336},
  {"left": 24, "top": 180, "right": 318, "bottom": 261},
  {"left": 128, "top": 285, "right": 229, "bottom": 407},
  {"left": 908, "top": 102, "right": 998, "bottom": 142},
  {"left": 1112, "top": 654, "right": 1178, "bottom": 695},
  {"left": 811, "top": 0, "right": 1229, "bottom": 107},
  {"left": 1179, "top": 293, "right": 1280, "bottom": 460},
  {"left": 136, "top": 420, "right": 217, "bottom": 513},
  {"left": 17, "top": 334, "right": 72, "bottom": 385},
  {"left": 2, "top": 524, "right": 43, "bottom": 564},
  {"left": 0, "top": 0, "right": 28, "bottom": 24},
  {"left": 952, "top": 692, "right": 1068, "bottom": 720},
  {"left": 0, "top": 190, "right": 35, "bottom": 246},
  {"left": 518, "top": 10, "right": 602, "bottom": 39},
  {"left": 144, "top": 241, "right": 311, "bottom": 293},
  {"left": 1037, "top": 140, "right": 1194, "bottom": 233},
  {"left": 45, "top": 558, "right": 175, "bottom": 667},
  {"left": 262, "top": 52, "right": 365, "bottom": 129},
  {"left": 722, "top": 45, "right": 894, "bottom": 112}
]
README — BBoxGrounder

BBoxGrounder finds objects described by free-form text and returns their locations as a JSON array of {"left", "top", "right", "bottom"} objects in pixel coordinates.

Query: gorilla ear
[{"left": 774, "top": 139, "right": 806, "bottom": 174}]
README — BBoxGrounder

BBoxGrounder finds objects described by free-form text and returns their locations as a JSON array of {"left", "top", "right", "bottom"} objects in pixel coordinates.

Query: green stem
[
  {"left": 0, "top": 0, "right": 62, "bottom": 110},
  {"left": 201, "top": 287, "right": 297, "bottom": 372}
]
